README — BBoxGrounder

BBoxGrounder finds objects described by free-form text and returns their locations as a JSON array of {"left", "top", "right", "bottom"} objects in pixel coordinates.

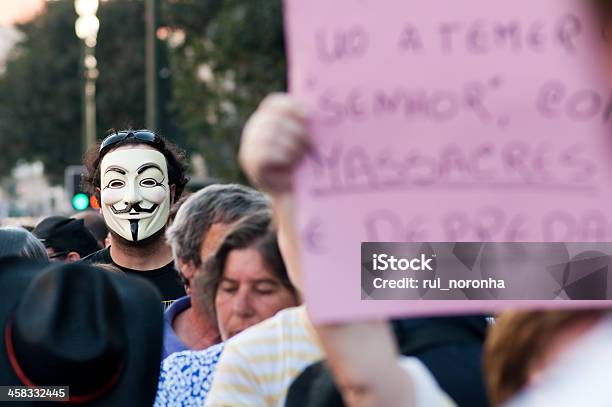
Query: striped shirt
[
  {"left": 204, "top": 306, "right": 323, "bottom": 407},
  {"left": 205, "top": 305, "right": 455, "bottom": 407}
]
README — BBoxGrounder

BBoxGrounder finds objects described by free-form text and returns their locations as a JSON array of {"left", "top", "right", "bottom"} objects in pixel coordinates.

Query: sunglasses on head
[{"left": 99, "top": 130, "right": 162, "bottom": 153}]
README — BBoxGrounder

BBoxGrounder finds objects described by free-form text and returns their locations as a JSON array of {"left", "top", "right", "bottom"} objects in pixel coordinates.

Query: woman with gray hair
[
  {"left": 0, "top": 226, "right": 48, "bottom": 261},
  {"left": 155, "top": 210, "right": 300, "bottom": 406}
]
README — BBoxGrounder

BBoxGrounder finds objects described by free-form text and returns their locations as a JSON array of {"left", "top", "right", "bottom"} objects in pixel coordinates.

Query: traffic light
[
  {"left": 65, "top": 165, "right": 90, "bottom": 211},
  {"left": 72, "top": 193, "right": 89, "bottom": 211}
]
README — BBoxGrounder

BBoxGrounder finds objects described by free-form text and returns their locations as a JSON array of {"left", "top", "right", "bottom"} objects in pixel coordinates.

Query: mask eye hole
[
  {"left": 140, "top": 178, "right": 158, "bottom": 188},
  {"left": 107, "top": 180, "right": 125, "bottom": 189}
]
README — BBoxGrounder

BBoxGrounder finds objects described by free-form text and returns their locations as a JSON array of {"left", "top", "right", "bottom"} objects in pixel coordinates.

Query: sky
[
  {"left": 0, "top": 0, "right": 45, "bottom": 25},
  {"left": 0, "top": 0, "right": 45, "bottom": 70}
]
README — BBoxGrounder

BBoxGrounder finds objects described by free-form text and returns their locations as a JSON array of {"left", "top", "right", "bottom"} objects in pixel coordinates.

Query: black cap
[{"left": 33, "top": 216, "right": 100, "bottom": 257}]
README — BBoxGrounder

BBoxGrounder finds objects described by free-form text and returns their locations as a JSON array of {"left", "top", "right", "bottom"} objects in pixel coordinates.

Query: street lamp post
[
  {"left": 74, "top": 0, "right": 100, "bottom": 154},
  {"left": 145, "top": 0, "right": 160, "bottom": 130}
]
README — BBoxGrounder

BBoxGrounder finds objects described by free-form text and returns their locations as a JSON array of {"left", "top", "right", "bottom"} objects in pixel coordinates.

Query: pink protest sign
[{"left": 284, "top": 0, "right": 612, "bottom": 323}]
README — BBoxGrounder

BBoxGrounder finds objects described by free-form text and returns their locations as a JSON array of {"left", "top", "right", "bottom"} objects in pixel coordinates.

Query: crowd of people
[{"left": 0, "top": 92, "right": 609, "bottom": 407}]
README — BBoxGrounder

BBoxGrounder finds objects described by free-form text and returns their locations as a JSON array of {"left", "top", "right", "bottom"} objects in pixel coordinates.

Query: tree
[
  {"left": 0, "top": 0, "right": 148, "bottom": 185},
  {"left": 0, "top": 0, "right": 81, "bottom": 185},
  {"left": 162, "top": 0, "right": 286, "bottom": 181},
  {"left": 0, "top": 0, "right": 288, "bottom": 184}
]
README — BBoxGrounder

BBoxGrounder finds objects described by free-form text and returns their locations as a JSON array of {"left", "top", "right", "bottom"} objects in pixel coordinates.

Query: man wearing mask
[{"left": 81, "top": 129, "right": 189, "bottom": 303}]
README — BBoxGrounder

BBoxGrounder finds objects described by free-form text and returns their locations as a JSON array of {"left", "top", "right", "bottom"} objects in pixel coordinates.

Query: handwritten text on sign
[{"left": 284, "top": 0, "right": 612, "bottom": 322}]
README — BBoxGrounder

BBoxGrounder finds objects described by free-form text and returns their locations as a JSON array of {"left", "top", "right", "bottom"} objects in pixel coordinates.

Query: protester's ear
[
  {"left": 177, "top": 259, "right": 198, "bottom": 294},
  {"left": 67, "top": 252, "right": 81, "bottom": 262}
]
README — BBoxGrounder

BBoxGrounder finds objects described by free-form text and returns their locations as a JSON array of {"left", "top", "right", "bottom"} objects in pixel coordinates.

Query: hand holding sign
[{"left": 239, "top": 93, "right": 310, "bottom": 195}]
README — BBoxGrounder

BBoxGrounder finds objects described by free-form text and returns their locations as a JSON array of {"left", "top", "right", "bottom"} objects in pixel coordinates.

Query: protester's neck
[
  {"left": 174, "top": 299, "right": 221, "bottom": 350},
  {"left": 109, "top": 235, "right": 173, "bottom": 271}
]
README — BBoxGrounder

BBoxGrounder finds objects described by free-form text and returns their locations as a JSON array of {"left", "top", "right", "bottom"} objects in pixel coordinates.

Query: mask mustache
[{"left": 110, "top": 203, "right": 158, "bottom": 215}]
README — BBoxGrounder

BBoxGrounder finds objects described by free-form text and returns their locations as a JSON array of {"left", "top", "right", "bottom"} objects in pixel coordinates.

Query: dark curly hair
[{"left": 82, "top": 129, "right": 189, "bottom": 204}]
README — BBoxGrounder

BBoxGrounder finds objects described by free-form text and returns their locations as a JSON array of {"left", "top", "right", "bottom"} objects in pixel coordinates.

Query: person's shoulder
[
  {"left": 163, "top": 343, "right": 224, "bottom": 372},
  {"left": 234, "top": 306, "right": 303, "bottom": 336},
  {"left": 80, "top": 247, "right": 111, "bottom": 264},
  {"left": 192, "top": 342, "right": 225, "bottom": 362},
  {"left": 262, "top": 305, "right": 305, "bottom": 328},
  {"left": 160, "top": 260, "right": 179, "bottom": 273},
  {"left": 222, "top": 306, "right": 307, "bottom": 354},
  {"left": 164, "top": 295, "right": 191, "bottom": 318}
]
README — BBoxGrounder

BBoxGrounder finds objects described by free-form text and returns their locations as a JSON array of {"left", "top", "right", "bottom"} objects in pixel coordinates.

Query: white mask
[{"left": 100, "top": 148, "right": 171, "bottom": 242}]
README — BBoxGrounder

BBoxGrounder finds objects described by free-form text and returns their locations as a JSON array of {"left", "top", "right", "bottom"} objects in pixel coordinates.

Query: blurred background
[{"left": 0, "top": 0, "right": 285, "bottom": 224}]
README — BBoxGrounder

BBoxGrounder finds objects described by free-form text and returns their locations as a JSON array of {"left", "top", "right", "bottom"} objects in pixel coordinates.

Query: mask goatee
[{"left": 130, "top": 220, "right": 139, "bottom": 242}]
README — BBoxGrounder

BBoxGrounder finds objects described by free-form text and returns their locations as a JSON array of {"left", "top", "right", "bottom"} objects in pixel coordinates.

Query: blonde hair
[{"left": 484, "top": 309, "right": 605, "bottom": 405}]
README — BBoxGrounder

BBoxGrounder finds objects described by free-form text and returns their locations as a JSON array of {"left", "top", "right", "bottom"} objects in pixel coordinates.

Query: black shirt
[{"left": 81, "top": 247, "right": 185, "bottom": 303}]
